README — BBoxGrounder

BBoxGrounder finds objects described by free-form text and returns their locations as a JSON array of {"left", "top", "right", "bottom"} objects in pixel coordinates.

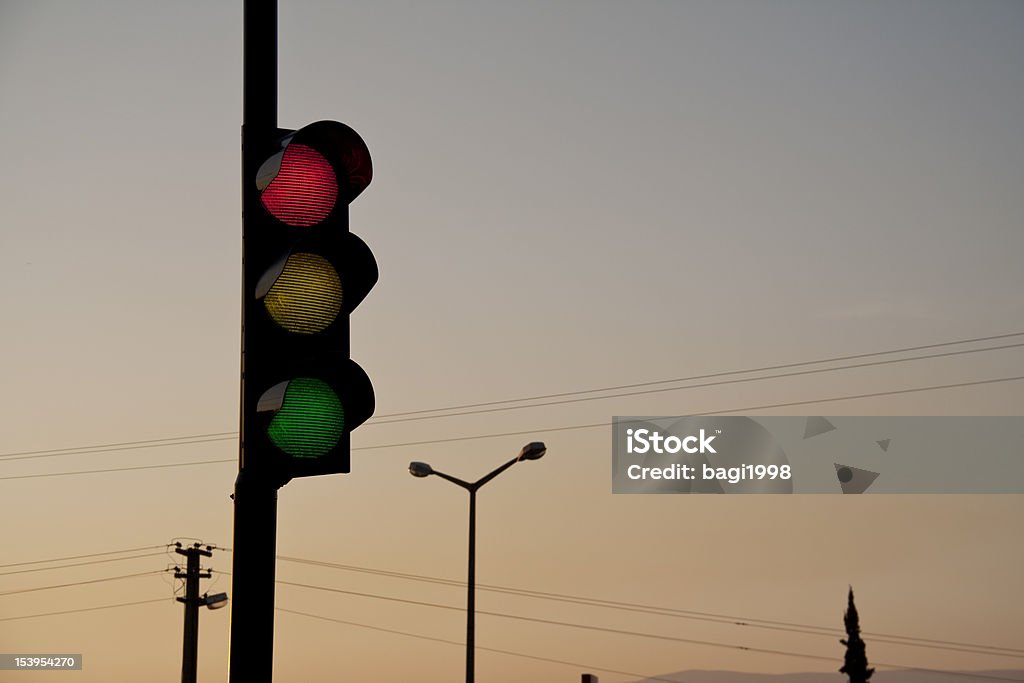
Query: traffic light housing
[{"left": 241, "top": 121, "right": 377, "bottom": 483}]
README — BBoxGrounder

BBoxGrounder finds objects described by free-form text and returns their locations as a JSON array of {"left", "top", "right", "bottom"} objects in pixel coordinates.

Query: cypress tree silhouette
[{"left": 840, "top": 587, "right": 875, "bottom": 682}]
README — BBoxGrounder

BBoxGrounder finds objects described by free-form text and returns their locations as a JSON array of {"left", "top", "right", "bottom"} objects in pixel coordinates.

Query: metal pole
[
  {"left": 231, "top": 3, "right": 279, "bottom": 682},
  {"left": 243, "top": 0, "right": 276, "bottom": 131},
  {"left": 466, "top": 487, "right": 476, "bottom": 683},
  {"left": 418, "top": 455, "right": 531, "bottom": 683},
  {"left": 228, "top": 472, "right": 279, "bottom": 683}
]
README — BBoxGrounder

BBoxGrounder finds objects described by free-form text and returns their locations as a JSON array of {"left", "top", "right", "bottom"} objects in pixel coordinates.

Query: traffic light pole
[
  {"left": 230, "top": 2, "right": 280, "bottom": 683},
  {"left": 233, "top": 2, "right": 378, "bottom": 679},
  {"left": 228, "top": 471, "right": 279, "bottom": 683}
]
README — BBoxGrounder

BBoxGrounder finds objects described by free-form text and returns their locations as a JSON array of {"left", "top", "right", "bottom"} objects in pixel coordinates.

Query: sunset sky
[{"left": 1, "top": 1, "right": 1023, "bottom": 682}]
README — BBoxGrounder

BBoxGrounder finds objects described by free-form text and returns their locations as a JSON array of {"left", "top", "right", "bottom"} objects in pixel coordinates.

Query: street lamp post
[{"left": 409, "top": 441, "right": 547, "bottom": 683}]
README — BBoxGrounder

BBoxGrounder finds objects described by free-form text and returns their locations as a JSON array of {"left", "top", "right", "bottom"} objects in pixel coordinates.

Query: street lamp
[
  {"left": 201, "top": 592, "right": 229, "bottom": 610},
  {"left": 409, "top": 441, "right": 546, "bottom": 683}
]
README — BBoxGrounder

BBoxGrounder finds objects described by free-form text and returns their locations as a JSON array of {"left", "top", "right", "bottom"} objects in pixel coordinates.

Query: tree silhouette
[{"left": 840, "top": 587, "right": 874, "bottom": 682}]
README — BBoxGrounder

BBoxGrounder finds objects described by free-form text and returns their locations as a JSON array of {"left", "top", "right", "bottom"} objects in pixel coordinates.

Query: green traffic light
[{"left": 265, "top": 377, "right": 345, "bottom": 458}]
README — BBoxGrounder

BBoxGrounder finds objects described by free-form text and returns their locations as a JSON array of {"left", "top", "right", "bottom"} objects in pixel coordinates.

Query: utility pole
[{"left": 175, "top": 543, "right": 214, "bottom": 683}]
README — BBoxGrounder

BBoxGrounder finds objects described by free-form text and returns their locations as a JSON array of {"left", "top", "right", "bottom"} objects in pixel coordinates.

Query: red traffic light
[
  {"left": 259, "top": 144, "right": 338, "bottom": 227},
  {"left": 255, "top": 121, "right": 372, "bottom": 228}
]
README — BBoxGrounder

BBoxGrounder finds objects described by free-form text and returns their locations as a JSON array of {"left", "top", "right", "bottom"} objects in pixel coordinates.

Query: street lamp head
[
  {"left": 202, "top": 592, "right": 229, "bottom": 610},
  {"left": 409, "top": 461, "right": 434, "bottom": 478},
  {"left": 517, "top": 441, "right": 547, "bottom": 461}
]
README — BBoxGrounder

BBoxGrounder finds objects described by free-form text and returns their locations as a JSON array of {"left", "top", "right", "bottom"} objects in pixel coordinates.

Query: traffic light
[{"left": 241, "top": 121, "right": 377, "bottom": 483}]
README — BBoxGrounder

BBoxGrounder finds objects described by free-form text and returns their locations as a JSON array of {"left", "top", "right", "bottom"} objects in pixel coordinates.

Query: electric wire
[
  {"left": 2, "top": 373, "right": 1022, "bottom": 480},
  {"left": 1, "top": 331, "right": 1021, "bottom": 464},
  {"left": 0, "top": 437, "right": 236, "bottom": 463},
  {"left": 356, "top": 373, "right": 1024, "bottom": 451},
  {"left": 374, "top": 331, "right": 1024, "bottom": 418},
  {"left": 0, "top": 545, "right": 168, "bottom": 569},
  {"left": 0, "top": 571, "right": 166, "bottom": 596},
  {"left": 10, "top": 543, "right": 1005, "bottom": 658},
  {"left": 0, "top": 544, "right": 1016, "bottom": 677},
  {"left": 273, "top": 580, "right": 1024, "bottom": 681},
  {"left": 278, "top": 605, "right": 686, "bottom": 683},
  {"left": 0, "top": 458, "right": 236, "bottom": 480},
  {"left": 368, "top": 341, "right": 1024, "bottom": 425},
  {"left": 0, "top": 552, "right": 168, "bottom": 576},
  {"left": 0, "top": 432, "right": 235, "bottom": 460},
  {"left": 0, "top": 598, "right": 168, "bottom": 622},
  {"left": 266, "top": 552, "right": 1024, "bottom": 658}
]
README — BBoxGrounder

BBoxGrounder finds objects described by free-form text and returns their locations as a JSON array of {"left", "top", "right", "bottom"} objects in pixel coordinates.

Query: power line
[
  {"left": 0, "top": 563, "right": 1015, "bottom": 681},
  {"left": 1, "top": 543, "right": 1015, "bottom": 678},
  {"left": 0, "top": 552, "right": 168, "bottom": 576},
  {"left": 374, "top": 331, "right": 1024, "bottom": 418},
  {"left": 0, "top": 545, "right": 168, "bottom": 569},
  {"left": 0, "top": 571, "right": 165, "bottom": 596},
  {"left": 2, "top": 331, "right": 1021, "bottom": 464},
  {"left": 278, "top": 606, "right": 685, "bottom": 683},
  {"left": 0, "top": 575, "right": 668, "bottom": 681},
  {"left": 356, "top": 373, "right": 1024, "bottom": 451},
  {"left": 477, "top": 609, "right": 1024, "bottom": 681},
  {"left": 0, "top": 458, "right": 235, "bottom": 481},
  {"left": 11, "top": 542, "right": 1008, "bottom": 658},
  {"left": 267, "top": 553, "right": 1024, "bottom": 658},
  {"left": 368, "top": 342, "right": 1024, "bottom": 425},
  {"left": 274, "top": 579, "right": 1024, "bottom": 681},
  {"left": 0, "top": 436, "right": 237, "bottom": 463},
  {"left": 0, "top": 598, "right": 168, "bottom": 622},
  {"left": 0, "top": 432, "right": 235, "bottom": 460},
  {"left": 3, "top": 373, "right": 1022, "bottom": 480}
]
